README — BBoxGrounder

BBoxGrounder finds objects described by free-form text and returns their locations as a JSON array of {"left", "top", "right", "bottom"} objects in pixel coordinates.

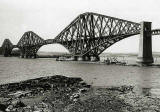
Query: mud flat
[{"left": 0, "top": 75, "right": 160, "bottom": 112}]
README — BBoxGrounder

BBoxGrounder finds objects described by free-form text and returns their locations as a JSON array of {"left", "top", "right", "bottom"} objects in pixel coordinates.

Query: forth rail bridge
[{"left": 1, "top": 12, "right": 160, "bottom": 64}]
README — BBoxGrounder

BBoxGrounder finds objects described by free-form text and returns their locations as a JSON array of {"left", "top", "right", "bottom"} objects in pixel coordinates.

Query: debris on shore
[{"left": 1, "top": 75, "right": 160, "bottom": 112}]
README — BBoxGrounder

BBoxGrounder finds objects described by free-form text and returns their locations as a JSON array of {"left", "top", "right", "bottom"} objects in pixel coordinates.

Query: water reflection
[
  {"left": 137, "top": 67, "right": 160, "bottom": 97},
  {"left": 139, "top": 67, "right": 153, "bottom": 88}
]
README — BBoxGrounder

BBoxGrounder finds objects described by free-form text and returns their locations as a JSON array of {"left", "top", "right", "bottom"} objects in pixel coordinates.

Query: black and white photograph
[{"left": 0, "top": 0, "right": 160, "bottom": 111}]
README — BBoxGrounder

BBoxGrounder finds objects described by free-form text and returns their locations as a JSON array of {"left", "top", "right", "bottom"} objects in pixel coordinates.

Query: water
[{"left": 1, "top": 56, "right": 160, "bottom": 97}]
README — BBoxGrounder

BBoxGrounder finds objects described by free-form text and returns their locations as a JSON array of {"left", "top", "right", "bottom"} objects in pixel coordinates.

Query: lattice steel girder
[
  {"left": 17, "top": 31, "right": 45, "bottom": 48},
  {"left": 84, "top": 33, "right": 139, "bottom": 56},
  {"left": 55, "top": 12, "right": 141, "bottom": 55},
  {"left": 19, "top": 45, "right": 42, "bottom": 56},
  {"left": 17, "top": 31, "right": 45, "bottom": 57},
  {"left": 1, "top": 39, "right": 13, "bottom": 49}
]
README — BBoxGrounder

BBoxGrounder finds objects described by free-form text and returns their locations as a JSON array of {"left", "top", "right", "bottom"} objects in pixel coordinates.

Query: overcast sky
[{"left": 0, "top": 0, "right": 160, "bottom": 53}]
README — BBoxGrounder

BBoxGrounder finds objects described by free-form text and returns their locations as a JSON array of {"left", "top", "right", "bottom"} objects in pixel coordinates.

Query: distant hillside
[
  {"left": 100, "top": 52, "right": 160, "bottom": 57},
  {"left": 37, "top": 51, "right": 69, "bottom": 56},
  {"left": 1, "top": 50, "right": 159, "bottom": 57},
  {"left": 100, "top": 52, "right": 137, "bottom": 57},
  {"left": 38, "top": 51, "right": 160, "bottom": 57}
]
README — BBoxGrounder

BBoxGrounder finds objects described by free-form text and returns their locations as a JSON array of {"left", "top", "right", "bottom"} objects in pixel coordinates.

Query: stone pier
[
  {"left": 24, "top": 54, "right": 28, "bottom": 58},
  {"left": 137, "top": 21, "right": 153, "bottom": 65},
  {"left": 90, "top": 55, "right": 100, "bottom": 61},
  {"left": 77, "top": 56, "right": 84, "bottom": 61},
  {"left": 20, "top": 53, "right": 24, "bottom": 58},
  {"left": 71, "top": 55, "right": 91, "bottom": 61},
  {"left": 71, "top": 56, "right": 78, "bottom": 61}
]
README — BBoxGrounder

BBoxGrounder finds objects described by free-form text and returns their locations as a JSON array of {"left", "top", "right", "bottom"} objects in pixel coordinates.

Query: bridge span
[{"left": 1, "top": 12, "right": 160, "bottom": 64}]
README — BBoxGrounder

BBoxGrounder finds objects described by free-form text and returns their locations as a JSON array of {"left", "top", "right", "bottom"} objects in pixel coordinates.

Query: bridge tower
[
  {"left": 1, "top": 39, "right": 13, "bottom": 57},
  {"left": 137, "top": 21, "right": 153, "bottom": 65},
  {"left": 17, "top": 31, "right": 44, "bottom": 59}
]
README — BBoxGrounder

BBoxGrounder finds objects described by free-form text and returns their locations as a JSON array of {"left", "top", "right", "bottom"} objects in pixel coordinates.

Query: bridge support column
[
  {"left": 78, "top": 56, "right": 85, "bottom": 61},
  {"left": 84, "top": 56, "right": 91, "bottom": 61},
  {"left": 77, "top": 56, "right": 91, "bottom": 61},
  {"left": 71, "top": 56, "right": 78, "bottom": 61},
  {"left": 20, "top": 53, "right": 24, "bottom": 58},
  {"left": 137, "top": 21, "right": 153, "bottom": 65},
  {"left": 91, "top": 55, "right": 100, "bottom": 62},
  {"left": 29, "top": 55, "right": 33, "bottom": 58},
  {"left": 33, "top": 54, "right": 37, "bottom": 58},
  {"left": 3, "top": 48, "right": 12, "bottom": 57},
  {"left": 24, "top": 54, "right": 28, "bottom": 58}
]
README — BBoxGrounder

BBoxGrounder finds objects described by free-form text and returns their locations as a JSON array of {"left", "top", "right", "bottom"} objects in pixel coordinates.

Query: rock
[
  {"left": 84, "top": 84, "right": 91, "bottom": 88},
  {"left": 78, "top": 88, "right": 88, "bottom": 93},
  {"left": 14, "top": 100, "right": 25, "bottom": 108},
  {"left": 0, "top": 104, "right": 7, "bottom": 111},
  {"left": 73, "top": 99, "right": 78, "bottom": 102},
  {"left": 107, "top": 85, "right": 134, "bottom": 93},
  {"left": 67, "top": 77, "right": 83, "bottom": 85},
  {"left": 6, "top": 105, "right": 14, "bottom": 112},
  {"left": 0, "top": 75, "right": 91, "bottom": 111},
  {"left": 70, "top": 93, "right": 80, "bottom": 100}
]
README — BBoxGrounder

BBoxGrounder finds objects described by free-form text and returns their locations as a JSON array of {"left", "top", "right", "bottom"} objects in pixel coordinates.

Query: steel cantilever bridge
[{"left": 1, "top": 12, "right": 160, "bottom": 64}]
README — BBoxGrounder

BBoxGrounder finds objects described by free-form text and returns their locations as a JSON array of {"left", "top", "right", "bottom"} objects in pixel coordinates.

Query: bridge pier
[
  {"left": 77, "top": 56, "right": 85, "bottom": 61},
  {"left": 20, "top": 52, "right": 37, "bottom": 59},
  {"left": 70, "top": 56, "right": 78, "bottom": 61},
  {"left": 84, "top": 56, "right": 91, "bottom": 61},
  {"left": 20, "top": 53, "right": 24, "bottom": 58},
  {"left": 29, "top": 55, "right": 32, "bottom": 58},
  {"left": 70, "top": 55, "right": 91, "bottom": 61},
  {"left": 4, "top": 52, "right": 10, "bottom": 57},
  {"left": 137, "top": 21, "right": 153, "bottom": 65},
  {"left": 3, "top": 48, "right": 12, "bottom": 57},
  {"left": 79, "top": 56, "right": 91, "bottom": 61},
  {"left": 24, "top": 54, "right": 29, "bottom": 58},
  {"left": 33, "top": 54, "right": 37, "bottom": 58},
  {"left": 24, "top": 54, "right": 37, "bottom": 59},
  {"left": 90, "top": 55, "right": 100, "bottom": 62}
]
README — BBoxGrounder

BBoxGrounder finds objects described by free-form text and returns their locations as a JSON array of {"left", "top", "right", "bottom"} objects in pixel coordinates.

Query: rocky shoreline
[
  {"left": 0, "top": 75, "right": 91, "bottom": 112},
  {"left": 1, "top": 75, "right": 160, "bottom": 112}
]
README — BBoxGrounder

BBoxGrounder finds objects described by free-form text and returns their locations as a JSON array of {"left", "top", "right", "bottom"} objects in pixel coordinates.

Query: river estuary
[{"left": 1, "top": 56, "right": 160, "bottom": 96}]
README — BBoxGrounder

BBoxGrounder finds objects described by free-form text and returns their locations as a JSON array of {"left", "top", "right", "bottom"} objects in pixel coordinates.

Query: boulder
[{"left": 0, "top": 104, "right": 7, "bottom": 111}]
